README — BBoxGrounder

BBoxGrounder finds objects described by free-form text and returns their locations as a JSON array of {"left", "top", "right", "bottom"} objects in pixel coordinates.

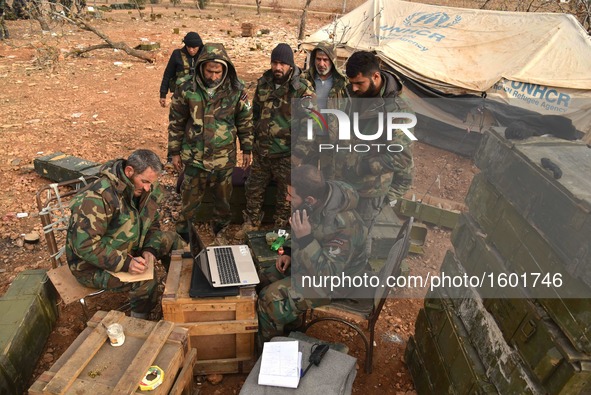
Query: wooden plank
[
  {"left": 163, "top": 253, "right": 183, "bottom": 300},
  {"left": 169, "top": 348, "right": 197, "bottom": 395},
  {"left": 180, "top": 319, "right": 258, "bottom": 336},
  {"left": 235, "top": 333, "right": 254, "bottom": 359},
  {"left": 46, "top": 265, "right": 101, "bottom": 305},
  {"left": 43, "top": 310, "right": 123, "bottom": 394},
  {"left": 111, "top": 320, "right": 174, "bottom": 395}
]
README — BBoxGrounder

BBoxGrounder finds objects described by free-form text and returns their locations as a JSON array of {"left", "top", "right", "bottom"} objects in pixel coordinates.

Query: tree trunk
[
  {"left": 67, "top": 18, "right": 155, "bottom": 62},
  {"left": 298, "top": 0, "right": 312, "bottom": 41},
  {"left": 255, "top": 0, "right": 261, "bottom": 15}
]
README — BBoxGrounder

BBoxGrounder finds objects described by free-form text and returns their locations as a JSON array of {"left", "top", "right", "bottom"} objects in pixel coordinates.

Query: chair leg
[{"left": 367, "top": 324, "right": 376, "bottom": 374}]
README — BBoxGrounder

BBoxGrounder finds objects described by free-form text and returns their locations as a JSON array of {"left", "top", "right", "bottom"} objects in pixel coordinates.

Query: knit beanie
[
  {"left": 183, "top": 32, "right": 203, "bottom": 48},
  {"left": 271, "top": 43, "right": 295, "bottom": 68}
]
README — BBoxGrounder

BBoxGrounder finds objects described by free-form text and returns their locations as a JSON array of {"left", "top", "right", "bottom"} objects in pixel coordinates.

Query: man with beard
[
  {"left": 159, "top": 32, "right": 203, "bottom": 107},
  {"left": 168, "top": 43, "right": 253, "bottom": 244},
  {"left": 237, "top": 43, "right": 316, "bottom": 239},
  {"left": 66, "top": 149, "right": 186, "bottom": 319},
  {"left": 341, "top": 51, "right": 414, "bottom": 241},
  {"left": 303, "top": 42, "right": 349, "bottom": 179},
  {"left": 257, "top": 165, "right": 367, "bottom": 343}
]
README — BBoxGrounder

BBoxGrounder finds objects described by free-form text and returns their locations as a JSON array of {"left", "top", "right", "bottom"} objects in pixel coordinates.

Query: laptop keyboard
[{"left": 214, "top": 247, "right": 241, "bottom": 284}]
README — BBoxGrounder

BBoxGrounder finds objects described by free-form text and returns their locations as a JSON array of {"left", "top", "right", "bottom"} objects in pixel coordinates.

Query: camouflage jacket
[
  {"left": 291, "top": 180, "right": 368, "bottom": 296},
  {"left": 336, "top": 70, "right": 414, "bottom": 198},
  {"left": 168, "top": 43, "right": 253, "bottom": 171},
  {"left": 66, "top": 159, "right": 164, "bottom": 274},
  {"left": 303, "top": 42, "right": 349, "bottom": 110},
  {"left": 253, "top": 67, "right": 315, "bottom": 158}
]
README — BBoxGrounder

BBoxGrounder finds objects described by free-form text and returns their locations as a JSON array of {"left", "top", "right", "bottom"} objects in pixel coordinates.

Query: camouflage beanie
[{"left": 271, "top": 43, "right": 295, "bottom": 68}]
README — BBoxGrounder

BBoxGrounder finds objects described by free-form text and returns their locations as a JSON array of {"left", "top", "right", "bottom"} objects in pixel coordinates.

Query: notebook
[{"left": 195, "top": 245, "right": 260, "bottom": 288}]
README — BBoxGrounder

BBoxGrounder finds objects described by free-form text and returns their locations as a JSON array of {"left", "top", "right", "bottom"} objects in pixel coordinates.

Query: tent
[{"left": 302, "top": 0, "right": 591, "bottom": 155}]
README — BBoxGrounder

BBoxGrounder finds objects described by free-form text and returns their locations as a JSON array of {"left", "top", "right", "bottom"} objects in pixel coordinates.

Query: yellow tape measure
[{"left": 138, "top": 365, "right": 164, "bottom": 391}]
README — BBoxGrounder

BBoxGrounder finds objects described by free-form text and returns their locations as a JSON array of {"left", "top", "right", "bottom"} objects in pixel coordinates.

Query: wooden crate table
[
  {"left": 29, "top": 310, "right": 196, "bottom": 395},
  {"left": 162, "top": 251, "right": 258, "bottom": 375}
]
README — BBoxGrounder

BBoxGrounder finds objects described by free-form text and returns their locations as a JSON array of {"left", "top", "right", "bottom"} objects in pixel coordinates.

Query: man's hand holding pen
[{"left": 128, "top": 253, "right": 148, "bottom": 274}]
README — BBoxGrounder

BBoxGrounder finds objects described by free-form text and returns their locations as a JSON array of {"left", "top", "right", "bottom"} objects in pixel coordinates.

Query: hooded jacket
[
  {"left": 252, "top": 66, "right": 315, "bottom": 158},
  {"left": 159, "top": 46, "right": 201, "bottom": 98},
  {"left": 291, "top": 180, "right": 368, "bottom": 296},
  {"left": 66, "top": 159, "right": 164, "bottom": 276},
  {"left": 303, "top": 43, "right": 349, "bottom": 108},
  {"left": 168, "top": 43, "right": 253, "bottom": 171},
  {"left": 336, "top": 69, "right": 414, "bottom": 198}
]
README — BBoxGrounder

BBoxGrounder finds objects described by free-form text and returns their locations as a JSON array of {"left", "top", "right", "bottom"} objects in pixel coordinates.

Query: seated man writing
[
  {"left": 66, "top": 149, "right": 185, "bottom": 319},
  {"left": 257, "top": 165, "right": 368, "bottom": 344}
]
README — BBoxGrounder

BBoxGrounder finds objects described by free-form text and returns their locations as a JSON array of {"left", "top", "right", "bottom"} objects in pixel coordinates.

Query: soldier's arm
[
  {"left": 68, "top": 193, "right": 131, "bottom": 272},
  {"left": 140, "top": 208, "right": 163, "bottom": 257},
  {"left": 389, "top": 143, "right": 414, "bottom": 201},
  {"left": 292, "top": 227, "right": 356, "bottom": 279},
  {"left": 160, "top": 50, "right": 179, "bottom": 98},
  {"left": 235, "top": 90, "right": 254, "bottom": 153},
  {"left": 252, "top": 85, "right": 262, "bottom": 125},
  {"left": 292, "top": 80, "right": 319, "bottom": 161},
  {"left": 167, "top": 87, "right": 190, "bottom": 157}
]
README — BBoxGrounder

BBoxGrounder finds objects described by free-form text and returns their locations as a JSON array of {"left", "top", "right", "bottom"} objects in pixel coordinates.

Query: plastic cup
[{"left": 106, "top": 323, "right": 125, "bottom": 347}]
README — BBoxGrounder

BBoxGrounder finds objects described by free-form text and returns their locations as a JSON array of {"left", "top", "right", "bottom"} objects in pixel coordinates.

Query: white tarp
[{"left": 302, "top": 0, "right": 591, "bottom": 136}]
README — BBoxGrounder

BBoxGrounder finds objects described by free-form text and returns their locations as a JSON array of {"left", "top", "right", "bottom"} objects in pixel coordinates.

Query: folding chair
[
  {"left": 303, "top": 217, "right": 414, "bottom": 373},
  {"left": 36, "top": 177, "right": 127, "bottom": 321}
]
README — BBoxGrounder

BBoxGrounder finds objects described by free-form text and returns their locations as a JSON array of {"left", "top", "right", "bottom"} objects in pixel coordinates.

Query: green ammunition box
[
  {"left": 474, "top": 128, "right": 591, "bottom": 275},
  {"left": 466, "top": 174, "right": 591, "bottom": 354},
  {"left": 0, "top": 270, "right": 58, "bottom": 394},
  {"left": 430, "top": 255, "right": 546, "bottom": 394},
  {"left": 33, "top": 152, "right": 101, "bottom": 183},
  {"left": 510, "top": 300, "right": 591, "bottom": 393},
  {"left": 397, "top": 195, "right": 463, "bottom": 229},
  {"left": 434, "top": 304, "right": 497, "bottom": 394},
  {"left": 414, "top": 308, "right": 456, "bottom": 394},
  {"left": 451, "top": 214, "right": 523, "bottom": 299},
  {"left": 405, "top": 336, "right": 435, "bottom": 395}
]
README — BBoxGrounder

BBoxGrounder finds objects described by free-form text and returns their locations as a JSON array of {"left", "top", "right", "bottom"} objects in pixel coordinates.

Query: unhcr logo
[{"left": 403, "top": 12, "right": 462, "bottom": 29}]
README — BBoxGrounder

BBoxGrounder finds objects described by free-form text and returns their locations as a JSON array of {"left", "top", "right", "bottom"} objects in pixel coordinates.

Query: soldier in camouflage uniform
[
  {"left": 340, "top": 51, "right": 414, "bottom": 233},
  {"left": 303, "top": 42, "right": 349, "bottom": 179},
  {"left": 168, "top": 43, "right": 253, "bottom": 243},
  {"left": 66, "top": 149, "right": 185, "bottom": 318},
  {"left": 238, "top": 43, "right": 316, "bottom": 238},
  {"left": 257, "top": 165, "right": 368, "bottom": 343},
  {"left": 0, "top": 0, "right": 8, "bottom": 40}
]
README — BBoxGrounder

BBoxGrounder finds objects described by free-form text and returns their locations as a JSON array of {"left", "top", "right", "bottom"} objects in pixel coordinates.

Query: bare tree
[
  {"left": 255, "top": 0, "right": 261, "bottom": 15},
  {"left": 298, "top": 0, "right": 312, "bottom": 40}
]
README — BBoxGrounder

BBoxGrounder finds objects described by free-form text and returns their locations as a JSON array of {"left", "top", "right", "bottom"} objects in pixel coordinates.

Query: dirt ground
[{"left": 0, "top": 3, "right": 478, "bottom": 394}]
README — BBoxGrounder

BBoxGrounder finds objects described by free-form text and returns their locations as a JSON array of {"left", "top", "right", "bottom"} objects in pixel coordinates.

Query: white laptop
[{"left": 196, "top": 245, "right": 260, "bottom": 288}]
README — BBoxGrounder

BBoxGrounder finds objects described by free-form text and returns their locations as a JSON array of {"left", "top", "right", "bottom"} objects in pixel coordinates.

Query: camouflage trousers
[
  {"left": 72, "top": 230, "right": 185, "bottom": 314},
  {"left": 176, "top": 165, "right": 233, "bottom": 235},
  {"left": 257, "top": 265, "right": 329, "bottom": 344},
  {"left": 244, "top": 152, "right": 291, "bottom": 227}
]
